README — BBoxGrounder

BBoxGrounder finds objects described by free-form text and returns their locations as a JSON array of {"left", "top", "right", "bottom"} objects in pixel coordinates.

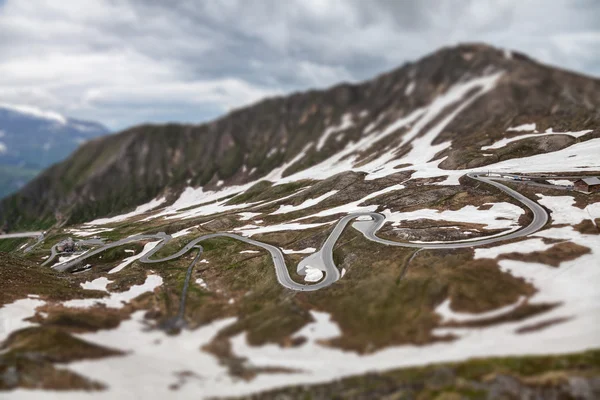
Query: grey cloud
[{"left": 0, "top": 0, "right": 598, "bottom": 129}]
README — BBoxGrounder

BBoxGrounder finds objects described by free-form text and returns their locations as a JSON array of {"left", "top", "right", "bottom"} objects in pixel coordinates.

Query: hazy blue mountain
[{"left": 0, "top": 104, "right": 109, "bottom": 198}]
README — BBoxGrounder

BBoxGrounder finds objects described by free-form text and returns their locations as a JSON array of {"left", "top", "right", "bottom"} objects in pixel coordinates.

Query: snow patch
[
  {"left": 56, "top": 251, "right": 89, "bottom": 265},
  {"left": 237, "top": 212, "right": 261, "bottom": 221},
  {"left": 282, "top": 247, "right": 316, "bottom": 254},
  {"left": 64, "top": 274, "right": 163, "bottom": 309},
  {"left": 297, "top": 184, "right": 405, "bottom": 220},
  {"left": 233, "top": 222, "right": 331, "bottom": 237},
  {"left": 266, "top": 148, "right": 279, "bottom": 158},
  {"left": 537, "top": 195, "right": 600, "bottom": 225},
  {"left": 87, "top": 197, "right": 167, "bottom": 225},
  {"left": 547, "top": 179, "right": 573, "bottom": 186},
  {"left": 316, "top": 113, "right": 354, "bottom": 151},
  {"left": 293, "top": 311, "right": 341, "bottom": 341},
  {"left": 474, "top": 238, "right": 553, "bottom": 259},
  {"left": 31, "top": 312, "right": 237, "bottom": 398},
  {"left": 0, "top": 103, "right": 67, "bottom": 124},
  {"left": 405, "top": 81, "right": 415, "bottom": 95},
  {"left": 507, "top": 123, "right": 536, "bottom": 132},
  {"left": 302, "top": 266, "right": 324, "bottom": 282},
  {"left": 481, "top": 129, "right": 593, "bottom": 150},
  {"left": 0, "top": 298, "right": 45, "bottom": 342},
  {"left": 195, "top": 278, "right": 208, "bottom": 290},
  {"left": 109, "top": 241, "right": 160, "bottom": 274},
  {"left": 80, "top": 277, "right": 113, "bottom": 292},
  {"left": 436, "top": 297, "right": 526, "bottom": 323},
  {"left": 66, "top": 227, "right": 113, "bottom": 237},
  {"left": 172, "top": 226, "right": 196, "bottom": 238},
  {"left": 271, "top": 190, "right": 338, "bottom": 215},
  {"left": 383, "top": 202, "right": 524, "bottom": 231}
]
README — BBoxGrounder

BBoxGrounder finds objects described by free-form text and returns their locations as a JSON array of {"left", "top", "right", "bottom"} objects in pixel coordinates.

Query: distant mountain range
[{"left": 0, "top": 104, "right": 109, "bottom": 198}]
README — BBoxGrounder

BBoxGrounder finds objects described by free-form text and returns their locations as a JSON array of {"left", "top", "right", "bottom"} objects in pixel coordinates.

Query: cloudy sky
[{"left": 0, "top": 0, "right": 599, "bottom": 130}]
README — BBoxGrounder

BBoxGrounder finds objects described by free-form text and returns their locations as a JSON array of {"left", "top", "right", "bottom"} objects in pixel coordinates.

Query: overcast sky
[{"left": 0, "top": 0, "right": 599, "bottom": 129}]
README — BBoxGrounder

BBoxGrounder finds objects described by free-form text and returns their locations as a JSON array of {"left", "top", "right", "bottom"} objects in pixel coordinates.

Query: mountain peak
[{"left": 0, "top": 103, "right": 68, "bottom": 125}]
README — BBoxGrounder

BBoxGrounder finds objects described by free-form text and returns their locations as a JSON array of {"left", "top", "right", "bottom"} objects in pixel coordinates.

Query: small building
[
  {"left": 574, "top": 177, "right": 600, "bottom": 193},
  {"left": 56, "top": 237, "right": 76, "bottom": 253}
]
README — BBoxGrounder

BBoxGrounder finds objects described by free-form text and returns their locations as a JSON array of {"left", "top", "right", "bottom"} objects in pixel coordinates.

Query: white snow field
[
  {"left": 537, "top": 195, "right": 599, "bottom": 225},
  {"left": 382, "top": 202, "right": 524, "bottom": 231},
  {"left": 63, "top": 274, "right": 163, "bottom": 309},
  {"left": 282, "top": 247, "right": 316, "bottom": 254},
  {"left": 86, "top": 197, "right": 166, "bottom": 225},
  {"left": 481, "top": 127, "right": 593, "bottom": 150},
  {"left": 108, "top": 241, "right": 160, "bottom": 274},
  {"left": 80, "top": 277, "right": 112, "bottom": 292},
  {"left": 507, "top": 123, "right": 536, "bottom": 132},
  {"left": 233, "top": 221, "right": 331, "bottom": 237},
  {"left": 474, "top": 238, "right": 553, "bottom": 259},
  {"left": 302, "top": 266, "right": 324, "bottom": 282},
  {"left": 316, "top": 113, "right": 354, "bottom": 151},
  {"left": 271, "top": 190, "right": 338, "bottom": 215},
  {"left": 435, "top": 296, "right": 526, "bottom": 323},
  {"left": 0, "top": 297, "right": 45, "bottom": 342},
  {"left": 66, "top": 227, "right": 114, "bottom": 237}
]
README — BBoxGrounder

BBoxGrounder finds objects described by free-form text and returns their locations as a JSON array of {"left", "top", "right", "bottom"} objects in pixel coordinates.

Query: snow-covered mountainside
[
  {"left": 0, "top": 104, "right": 109, "bottom": 199},
  {"left": 0, "top": 44, "right": 599, "bottom": 399},
  {"left": 2, "top": 43, "right": 598, "bottom": 230}
]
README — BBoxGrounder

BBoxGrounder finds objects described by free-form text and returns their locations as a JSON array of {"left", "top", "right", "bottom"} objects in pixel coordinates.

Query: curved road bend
[
  {"left": 354, "top": 173, "right": 548, "bottom": 249},
  {"left": 31, "top": 173, "right": 550, "bottom": 291},
  {"left": 0, "top": 231, "right": 45, "bottom": 253}
]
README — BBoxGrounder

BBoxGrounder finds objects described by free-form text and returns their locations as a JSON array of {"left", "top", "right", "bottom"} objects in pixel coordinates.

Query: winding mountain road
[
  {"left": 0, "top": 231, "right": 45, "bottom": 253},
  {"left": 30, "top": 172, "right": 553, "bottom": 292}
]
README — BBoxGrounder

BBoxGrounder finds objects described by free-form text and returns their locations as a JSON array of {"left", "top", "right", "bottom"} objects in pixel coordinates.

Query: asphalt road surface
[
  {"left": 6, "top": 173, "right": 555, "bottom": 292},
  {"left": 0, "top": 231, "right": 45, "bottom": 253}
]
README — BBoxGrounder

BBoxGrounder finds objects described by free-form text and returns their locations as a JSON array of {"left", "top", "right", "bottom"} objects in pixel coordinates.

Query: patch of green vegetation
[
  {"left": 227, "top": 180, "right": 311, "bottom": 205},
  {"left": 0, "top": 191, "right": 57, "bottom": 230},
  {"left": 294, "top": 230, "right": 537, "bottom": 353},
  {"left": 0, "top": 237, "right": 28, "bottom": 253},
  {"left": 233, "top": 350, "right": 600, "bottom": 399},
  {"left": 1, "top": 327, "right": 122, "bottom": 363},
  {"left": 171, "top": 236, "right": 312, "bottom": 344},
  {"left": 0, "top": 252, "right": 105, "bottom": 306},
  {"left": 86, "top": 243, "right": 144, "bottom": 265},
  {"left": 0, "top": 326, "right": 120, "bottom": 391},
  {"left": 227, "top": 181, "right": 272, "bottom": 205},
  {"left": 34, "top": 308, "right": 125, "bottom": 333},
  {"left": 149, "top": 238, "right": 189, "bottom": 260},
  {"left": 0, "top": 357, "right": 105, "bottom": 391},
  {"left": 218, "top": 142, "right": 244, "bottom": 179},
  {"left": 0, "top": 165, "right": 40, "bottom": 198}
]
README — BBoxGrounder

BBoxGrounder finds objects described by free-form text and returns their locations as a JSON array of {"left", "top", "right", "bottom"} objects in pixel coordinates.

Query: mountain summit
[{"left": 1, "top": 43, "right": 598, "bottom": 229}]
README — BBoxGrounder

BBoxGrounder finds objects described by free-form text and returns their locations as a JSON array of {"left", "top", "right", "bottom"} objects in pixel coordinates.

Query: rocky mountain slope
[
  {"left": 1, "top": 43, "right": 598, "bottom": 229},
  {"left": 1, "top": 44, "right": 599, "bottom": 399},
  {"left": 0, "top": 105, "right": 109, "bottom": 199}
]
